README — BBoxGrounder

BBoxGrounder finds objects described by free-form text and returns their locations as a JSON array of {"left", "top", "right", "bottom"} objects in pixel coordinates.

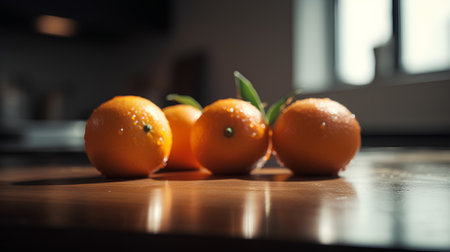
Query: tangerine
[
  {"left": 190, "top": 98, "right": 270, "bottom": 175},
  {"left": 163, "top": 104, "right": 202, "bottom": 170},
  {"left": 272, "top": 98, "right": 360, "bottom": 176},
  {"left": 84, "top": 96, "right": 172, "bottom": 178}
]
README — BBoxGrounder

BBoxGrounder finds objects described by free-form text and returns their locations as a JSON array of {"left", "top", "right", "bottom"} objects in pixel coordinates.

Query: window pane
[
  {"left": 337, "top": 0, "right": 392, "bottom": 85},
  {"left": 401, "top": 0, "right": 450, "bottom": 73}
]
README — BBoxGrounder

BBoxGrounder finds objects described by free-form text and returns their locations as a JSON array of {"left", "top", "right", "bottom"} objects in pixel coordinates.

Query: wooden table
[{"left": 1, "top": 148, "right": 449, "bottom": 251}]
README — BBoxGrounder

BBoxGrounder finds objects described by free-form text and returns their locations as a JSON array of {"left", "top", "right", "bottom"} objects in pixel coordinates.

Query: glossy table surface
[{"left": 1, "top": 148, "right": 449, "bottom": 251}]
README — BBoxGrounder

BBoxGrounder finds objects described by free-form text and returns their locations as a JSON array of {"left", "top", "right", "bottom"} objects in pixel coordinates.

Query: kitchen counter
[{"left": 1, "top": 148, "right": 449, "bottom": 251}]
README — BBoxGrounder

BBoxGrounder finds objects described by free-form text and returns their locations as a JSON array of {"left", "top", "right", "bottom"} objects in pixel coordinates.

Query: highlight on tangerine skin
[
  {"left": 272, "top": 98, "right": 361, "bottom": 176},
  {"left": 84, "top": 96, "right": 172, "bottom": 178},
  {"left": 190, "top": 98, "right": 270, "bottom": 175}
]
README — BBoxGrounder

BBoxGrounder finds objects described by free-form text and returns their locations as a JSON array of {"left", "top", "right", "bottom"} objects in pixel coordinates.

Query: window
[
  {"left": 337, "top": 0, "right": 392, "bottom": 85},
  {"left": 294, "top": 0, "right": 450, "bottom": 92},
  {"left": 401, "top": 0, "right": 450, "bottom": 73}
]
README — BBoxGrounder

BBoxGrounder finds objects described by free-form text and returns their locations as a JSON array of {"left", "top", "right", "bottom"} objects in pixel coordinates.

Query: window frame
[{"left": 332, "top": 0, "right": 450, "bottom": 88}]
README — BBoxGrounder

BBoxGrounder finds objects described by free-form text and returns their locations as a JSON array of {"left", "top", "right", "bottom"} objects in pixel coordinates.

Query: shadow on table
[
  {"left": 13, "top": 176, "right": 141, "bottom": 186},
  {"left": 12, "top": 168, "right": 339, "bottom": 185},
  {"left": 151, "top": 168, "right": 339, "bottom": 182}
]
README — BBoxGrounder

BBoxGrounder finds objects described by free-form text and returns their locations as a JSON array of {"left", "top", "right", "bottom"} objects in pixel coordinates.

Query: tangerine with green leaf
[
  {"left": 234, "top": 71, "right": 360, "bottom": 176},
  {"left": 190, "top": 98, "right": 271, "bottom": 175}
]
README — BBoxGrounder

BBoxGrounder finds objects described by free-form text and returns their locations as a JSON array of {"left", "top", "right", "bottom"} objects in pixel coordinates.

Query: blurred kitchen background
[{"left": 1, "top": 0, "right": 450, "bottom": 162}]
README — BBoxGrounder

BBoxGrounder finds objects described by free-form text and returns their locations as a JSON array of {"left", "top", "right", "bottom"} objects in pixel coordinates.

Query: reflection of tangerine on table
[
  {"left": 273, "top": 98, "right": 361, "bottom": 176},
  {"left": 151, "top": 167, "right": 356, "bottom": 240},
  {"left": 163, "top": 104, "right": 202, "bottom": 170},
  {"left": 191, "top": 99, "right": 271, "bottom": 175},
  {"left": 145, "top": 182, "right": 173, "bottom": 233},
  {"left": 151, "top": 168, "right": 212, "bottom": 181},
  {"left": 266, "top": 171, "right": 357, "bottom": 242},
  {"left": 84, "top": 96, "right": 172, "bottom": 178}
]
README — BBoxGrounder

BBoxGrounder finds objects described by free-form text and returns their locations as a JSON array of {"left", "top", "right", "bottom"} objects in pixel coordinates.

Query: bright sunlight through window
[
  {"left": 337, "top": 0, "right": 392, "bottom": 85},
  {"left": 401, "top": 0, "right": 450, "bottom": 73}
]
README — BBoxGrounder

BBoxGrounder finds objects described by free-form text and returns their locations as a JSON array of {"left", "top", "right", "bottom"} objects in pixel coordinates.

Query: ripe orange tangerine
[
  {"left": 84, "top": 96, "right": 172, "bottom": 178},
  {"left": 190, "top": 98, "right": 270, "bottom": 175},
  {"left": 272, "top": 98, "right": 360, "bottom": 176},
  {"left": 163, "top": 104, "right": 202, "bottom": 170}
]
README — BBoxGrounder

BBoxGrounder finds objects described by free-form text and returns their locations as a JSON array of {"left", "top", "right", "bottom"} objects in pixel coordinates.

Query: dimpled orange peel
[
  {"left": 190, "top": 98, "right": 270, "bottom": 175},
  {"left": 84, "top": 96, "right": 172, "bottom": 178},
  {"left": 272, "top": 98, "right": 361, "bottom": 176}
]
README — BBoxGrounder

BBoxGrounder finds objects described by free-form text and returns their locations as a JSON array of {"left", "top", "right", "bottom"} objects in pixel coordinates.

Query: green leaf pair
[
  {"left": 166, "top": 71, "right": 301, "bottom": 126},
  {"left": 234, "top": 71, "right": 301, "bottom": 126},
  {"left": 233, "top": 71, "right": 266, "bottom": 118}
]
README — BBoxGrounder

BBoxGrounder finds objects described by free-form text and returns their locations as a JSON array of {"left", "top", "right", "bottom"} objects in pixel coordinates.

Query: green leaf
[
  {"left": 166, "top": 94, "right": 203, "bottom": 111},
  {"left": 266, "top": 89, "right": 302, "bottom": 126},
  {"left": 234, "top": 71, "right": 266, "bottom": 118}
]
